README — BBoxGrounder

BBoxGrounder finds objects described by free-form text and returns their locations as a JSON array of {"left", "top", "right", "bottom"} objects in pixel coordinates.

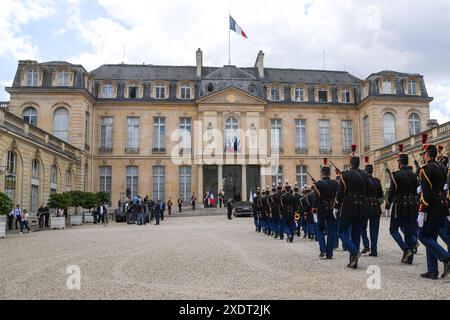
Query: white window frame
[
  {"left": 50, "top": 165, "right": 58, "bottom": 192},
  {"left": 103, "top": 84, "right": 114, "bottom": 98},
  {"left": 319, "top": 119, "right": 331, "bottom": 153},
  {"left": 180, "top": 85, "right": 191, "bottom": 100},
  {"left": 295, "top": 119, "right": 307, "bottom": 153},
  {"left": 342, "top": 120, "right": 353, "bottom": 152},
  {"left": 363, "top": 116, "right": 370, "bottom": 150},
  {"left": 179, "top": 166, "right": 192, "bottom": 203},
  {"left": 180, "top": 117, "right": 192, "bottom": 151},
  {"left": 272, "top": 166, "right": 283, "bottom": 187},
  {"left": 153, "top": 166, "right": 165, "bottom": 200},
  {"left": 341, "top": 90, "right": 350, "bottom": 103},
  {"left": 126, "top": 117, "right": 140, "bottom": 150},
  {"left": 100, "top": 117, "right": 113, "bottom": 150},
  {"left": 225, "top": 117, "right": 240, "bottom": 153},
  {"left": 100, "top": 166, "right": 112, "bottom": 202},
  {"left": 383, "top": 112, "right": 396, "bottom": 146},
  {"left": 382, "top": 80, "right": 392, "bottom": 94},
  {"left": 407, "top": 80, "right": 417, "bottom": 96},
  {"left": 58, "top": 70, "right": 69, "bottom": 86},
  {"left": 54, "top": 107, "right": 69, "bottom": 142},
  {"left": 23, "top": 107, "right": 38, "bottom": 126},
  {"left": 27, "top": 70, "right": 38, "bottom": 86},
  {"left": 271, "top": 87, "right": 280, "bottom": 101},
  {"left": 296, "top": 165, "right": 308, "bottom": 189},
  {"left": 66, "top": 170, "right": 72, "bottom": 192},
  {"left": 155, "top": 84, "right": 166, "bottom": 99},
  {"left": 294, "top": 88, "right": 305, "bottom": 102},
  {"left": 85, "top": 113, "right": 90, "bottom": 146},
  {"left": 408, "top": 113, "right": 421, "bottom": 136},
  {"left": 126, "top": 166, "right": 138, "bottom": 199},
  {"left": 270, "top": 119, "right": 283, "bottom": 154},
  {"left": 153, "top": 117, "right": 166, "bottom": 151}
]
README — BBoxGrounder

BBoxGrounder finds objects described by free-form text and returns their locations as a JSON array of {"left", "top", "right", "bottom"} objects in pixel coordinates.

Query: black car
[{"left": 233, "top": 201, "right": 253, "bottom": 217}]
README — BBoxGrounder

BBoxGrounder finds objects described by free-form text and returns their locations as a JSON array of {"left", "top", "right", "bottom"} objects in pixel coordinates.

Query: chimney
[
  {"left": 426, "top": 119, "right": 439, "bottom": 130},
  {"left": 254, "top": 50, "right": 265, "bottom": 79},
  {"left": 196, "top": 48, "right": 203, "bottom": 77}
]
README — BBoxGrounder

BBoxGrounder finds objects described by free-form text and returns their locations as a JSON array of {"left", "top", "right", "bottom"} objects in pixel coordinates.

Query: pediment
[{"left": 197, "top": 87, "right": 266, "bottom": 105}]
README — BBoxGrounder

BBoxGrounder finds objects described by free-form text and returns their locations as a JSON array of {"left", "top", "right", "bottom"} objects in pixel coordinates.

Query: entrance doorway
[{"left": 223, "top": 165, "right": 242, "bottom": 202}]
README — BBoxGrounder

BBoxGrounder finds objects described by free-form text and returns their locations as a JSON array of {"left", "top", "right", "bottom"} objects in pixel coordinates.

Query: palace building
[{"left": 1, "top": 49, "right": 447, "bottom": 213}]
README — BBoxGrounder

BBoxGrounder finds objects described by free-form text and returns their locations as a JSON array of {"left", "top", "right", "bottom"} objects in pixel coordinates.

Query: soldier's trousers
[
  {"left": 278, "top": 217, "right": 286, "bottom": 238},
  {"left": 253, "top": 214, "right": 260, "bottom": 231},
  {"left": 307, "top": 221, "right": 316, "bottom": 238},
  {"left": 272, "top": 216, "right": 279, "bottom": 235},
  {"left": 317, "top": 215, "right": 337, "bottom": 257},
  {"left": 361, "top": 215, "right": 380, "bottom": 255},
  {"left": 284, "top": 218, "right": 295, "bottom": 238},
  {"left": 419, "top": 227, "right": 450, "bottom": 275},
  {"left": 339, "top": 215, "right": 362, "bottom": 260},
  {"left": 390, "top": 214, "right": 415, "bottom": 253}
]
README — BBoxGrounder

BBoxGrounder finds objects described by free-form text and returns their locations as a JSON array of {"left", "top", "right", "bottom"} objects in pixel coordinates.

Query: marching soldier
[
  {"left": 281, "top": 182, "right": 296, "bottom": 243},
  {"left": 293, "top": 184, "right": 302, "bottom": 237},
  {"left": 312, "top": 159, "right": 339, "bottom": 259},
  {"left": 333, "top": 144, "right": 370, "bottom": 269},
  {"left": 253, "top": 189, "right": 261, "bottom": 233},
  {"left": 417, "top": 143, "right": 450, "bottom": 279},
  {"left": 273, "top": 184, "right": 283, "bottom": 240},
  {"left": 361, "top": 156, "right": 384, "bottom": 257},
  {"left": 385, "top": 144, "right": 419, "bottom": 265},
  {"left": 268, "top": 186, "right": 276, "bottom": 237},
  {"left": 301, "top": 186, "right": 316, "bottom": 241},
  {"left": 437, "top": 146, "right": 450, "bottom": 252}
]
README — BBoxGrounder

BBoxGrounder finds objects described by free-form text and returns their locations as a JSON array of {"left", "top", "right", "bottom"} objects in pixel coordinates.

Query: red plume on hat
[
  {"left": 323, "top": 158, "right": 328, "bottom": 166},
  {"left": 398, "top": 144, "right": 404, "bottom": 153},
  {"left": 365, "top": 156, "right": 369, "bottom": 164},
  {"left": 422, "top": 133, "right": 428, "bottom": 146},
  {"left": 351, "top": 144, "right": 357, "bottom": 153}
]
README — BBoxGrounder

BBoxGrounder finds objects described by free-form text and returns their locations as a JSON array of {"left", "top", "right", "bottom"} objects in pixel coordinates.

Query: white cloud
[{"left": 0, "top": 0, "right": 56, "bottom": 60}]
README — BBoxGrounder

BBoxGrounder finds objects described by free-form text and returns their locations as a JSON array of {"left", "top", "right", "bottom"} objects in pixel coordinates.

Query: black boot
[
  {"left": 361, "top": 248, "right": 370, "bottom": 255},
  {"left": 442, "top": 260, "right": 450, "bottom": 279},
  {"left": 347, "top": 255, "right": 359, "bottom": 269},
  {"left": 401, "top": 249, "right": 413, "bottom": 264},
  {"left": 319, "top": 252, "right": 326, "bottom": 259},
  {"left": 421, "top": 272, "right": 438, "bottom": 280},
  {"left": 413, "top": 242, "right": 420, "bottom": 254},
  {"left": 274, "top": 233, "right": 279, "bottom": 239}
]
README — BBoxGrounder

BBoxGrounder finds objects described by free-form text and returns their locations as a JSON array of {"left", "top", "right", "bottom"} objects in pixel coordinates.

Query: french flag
[{"left": 230, "top": 15, "right": 248, "bottom": 39}]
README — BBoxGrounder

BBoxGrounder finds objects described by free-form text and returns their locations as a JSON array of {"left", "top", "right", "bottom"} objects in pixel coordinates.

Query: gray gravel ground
[{"left": 0, "top": 213, "right": 449, "bottom": 300}]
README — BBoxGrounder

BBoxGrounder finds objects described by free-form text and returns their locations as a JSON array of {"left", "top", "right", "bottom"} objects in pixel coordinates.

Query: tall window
[
  {"left": 294, "top": 88, "right": 305, "bottom": 102},
  {"left": 179, "top": 166, "right": 192, "bottom": 203},
  {"left": 383, "top": 112, "right": 396, "bottom": 146},
  {"left": 58, "top": 70, "right": 69, "bottom": 86},
  {"left": 128, "top": 86, "right": 138, "bottom": 99},
  {"left": 85, "top": 113, "right": 90, "bottom": 146},
  {"left": 65, "top": 170, "right": 72, "bottom": 192},
  {"left": 126, "top": 166, "right": 139, "bottom": 199},
  {"left": 156, "top": 84, "right": 166, "bottom": 99},
  {"left": 50, "top": 165, "right": 58, "bottom": 195},
  {"left": 5, "top": 151, "right": 17, "bottom": 201},
  {"left": 342, "top": 120, "right": 353, "bottom": 152},
  {"left": 103, "top": 84, "right": 114, "bottom": 98},
  {"left": 409, "top": 113, "right": 421, "bottom": 136},
  {"left": 84, "top": 164, "right": 88, "bottom": 192},
  {"left": 126, "top": 117, "right": 140, "bottom": 152},
  {"left": 407, "top": 80, "right": 417, "bottom": 95},
  {"left": 54, "top": 107, "right": 69, "bottom": 142},
  {"left": 318, "top": 89, "right": 328, "bottom": 102},
  {"left": 272, "top": 166, "right": 283, "bottom": 187},
  {"left": 100, "top": 117, "right": 113, "bottom": 151},
  {"left": 180, "top": 85, "right": 191, "bottom": 100},
  {"left": 153, "top": 117, "right": 166, "bottom": 152},
  {"left": 271, "top": 119, "right": 282, "bottom": 154},
  {"left": 153, "top": 166, "right": 165, "bottom": 200},
  {"left": 22, "top": 107, "right": 38, "bottom": 126},
  {"left": 31, "top": 159, "right": 40, "bottom": 214},
  {"left": 225, "top": 117, "right": 240, "bottom": 153},
  {"left": 341, "top": 90, "right": 350, "bottom": 103},
  {"left": 31, "top": 159, "right": 40, "bottom": 180},
  {"left": 319, "top": 119, "right": 331, "bottom": 153},
  {"left": 382, "top": 80, "right": 392, "bottom": 94},
  {"left": 295, "top": 119, "right": 307, "bottom": 153},
  {"left": 180, "top": 117, "right": 192, "bottom": 151},
  {"left": 296, "top": 165, "right": 308, "bottom": 189},
  {"left": 27, "top": 70, "right": 38, "bottom": 86},
  {"left": 99, "top": 166, "right": 112, "bottom": 202},
  {"left": 271, "top": 87, "right": 280, "bottom": 101},
  {"left": 363, "top": 116, "right": 370, "bottom": 150}
]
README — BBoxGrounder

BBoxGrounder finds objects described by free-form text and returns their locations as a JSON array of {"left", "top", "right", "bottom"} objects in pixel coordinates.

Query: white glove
[
  {"left": 313, "top": 213, "right": 318, "bottom": 224},
  {"left": 444, "top": 184, "right": 449, "bottom": 191},
  {"left": 333, "top": 208, "right": 339, "bottom": 220},
  {"left": 385, "top": 209, "right": 390, "bottom": 217},
  {"left": 417, "top": 212, "right": 425, "bottom": 228},
  {"left": 417, "top": 186, "right": 422, "bottom": 194}
]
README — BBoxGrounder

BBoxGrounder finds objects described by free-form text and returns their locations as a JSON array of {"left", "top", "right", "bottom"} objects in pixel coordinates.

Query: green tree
[
  {"left": 81, "top": 192, "right": 97, "bottom": 213},
  {"left": 48, "top": 193, "right": 72, "bottom": 211},
  {"left": 96, "top": 192, "right": 110, "bottom": 206},
  {"left": 0, "top": 192, "right": 13, "bottom": 216},
  {"left": 69, "top": 191, "right": 84, "bottom": 214}
]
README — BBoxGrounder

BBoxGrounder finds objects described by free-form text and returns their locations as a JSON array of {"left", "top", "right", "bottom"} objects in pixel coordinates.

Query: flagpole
[{"left": 228, "top": 11, "right": 231, "bottom": 65}]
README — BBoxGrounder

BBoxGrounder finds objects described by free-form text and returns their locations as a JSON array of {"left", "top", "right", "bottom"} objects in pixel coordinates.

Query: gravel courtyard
[{"left": 0, "top": 213, "right": 449, "bottom": 300}]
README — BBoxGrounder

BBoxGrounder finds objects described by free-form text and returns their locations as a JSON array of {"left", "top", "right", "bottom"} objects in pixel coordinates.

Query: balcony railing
[
  {"left": 152, "top": 147, "right": 166, "bottom": 154},
  {"left": 98, "top": 147, "right": 113, "bottom": 153},
  {"left": 319, "top": 148, "right": 332, "bottom": 154},
  {"left": 125, "top": 147, "right": 140, "bottom": 154},
  {"left": 295, "top": 147, "right": 308, "bottom": 155}
]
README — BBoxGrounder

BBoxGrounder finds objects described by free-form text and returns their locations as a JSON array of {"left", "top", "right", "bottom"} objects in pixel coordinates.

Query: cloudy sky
[{"left": 0, "top": 0, "right": 449, "bottom": 122}]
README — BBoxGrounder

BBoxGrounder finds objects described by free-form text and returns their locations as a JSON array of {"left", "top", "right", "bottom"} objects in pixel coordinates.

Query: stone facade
[{"left": 0, "top": 50, "right": 439, "bottom": 212}]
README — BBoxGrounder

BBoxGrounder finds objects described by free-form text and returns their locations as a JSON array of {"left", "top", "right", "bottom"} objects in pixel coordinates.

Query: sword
[
  {"left": 306, "top": 170, "right": 317, "bottom": 183},
  {"left": 329, "top": 160, "right": 342, "bottom": 175},
  {"left": 411, "top": 152, "right": 421, "bottom": 172}
]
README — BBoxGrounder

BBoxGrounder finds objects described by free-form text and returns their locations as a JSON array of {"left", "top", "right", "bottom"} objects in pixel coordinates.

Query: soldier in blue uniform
[
  {"left": 253, "top": 188, "right": 261, "bottom": 233},
  {"left": 293, "top": 184, "right": 302, "bottom": 237},
  {"left": 385, "top": 144, "right": 419, "bottom": 265},
  {"left": 333, "top": 144, "right": 370, "bottom": 269},
  {"left": 312, "top": 159, "right": 339, "bottom": 259},
  {"left": 281, "top": 182, "right": 296, "bottom": 243},
  {"left": 437, "top": 147, "right": 450, "bottom": 252},
  {"left": 417, "top": 143, "right": 450, "bottom": 279},
  {"left": 360, "top": 156, "right": 384, "bottom": 257},
  {"left": 273, "top": 184, "right": 283, "bottom": 240},
  {"left": 301, "top": 186, "right": 316, "bottom": 241}
]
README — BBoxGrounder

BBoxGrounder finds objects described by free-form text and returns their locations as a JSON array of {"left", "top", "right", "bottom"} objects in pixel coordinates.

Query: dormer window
[
  {"left": 294, "top": 88, "right": 305, "bottom": 102},
  {"left": 341, "top": 90, "right": 350, "bottom": 103},
  {"left": 407, "top": 80, "right": 417, "bottom": 95},
  {"left": 103, "top": 84, "right": 114, "bottom": 98},
  {"left": 180, "top": 85, "right": 191, "bottom": 100},
  {"left": 271, "top": 87, "right": 280, "bottom": 101},
  {"left": 27, "top": 70, "right": 38, "bottom": 86},
  {"left": 156, "top": 84, "right": 166, "bottom": 99},
  {"left": 318, "top": 89, "right": 328, "bottom": 103},
  {"left": 58, "top": 70, "right": 69, "bottom": 86},
  {"left": 382, "top": 80, "right": 392, "bottom": 94},
  {"left": 129, "top": 86, "right": 138, "bottom": 99}
]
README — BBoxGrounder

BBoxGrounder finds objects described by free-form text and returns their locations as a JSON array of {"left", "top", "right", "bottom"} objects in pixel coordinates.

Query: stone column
[
  {"left": 218, "top": 165, "right": 223, "bottom": 193},
  {"left": 242, "top": 165, "right": 247, "bottom": 201},
  {"left": 198, "top": 165, "right": 203, "bottom": 208},
  {"left": 260, "top": 166, "right": 266, "bottom": 190}
]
